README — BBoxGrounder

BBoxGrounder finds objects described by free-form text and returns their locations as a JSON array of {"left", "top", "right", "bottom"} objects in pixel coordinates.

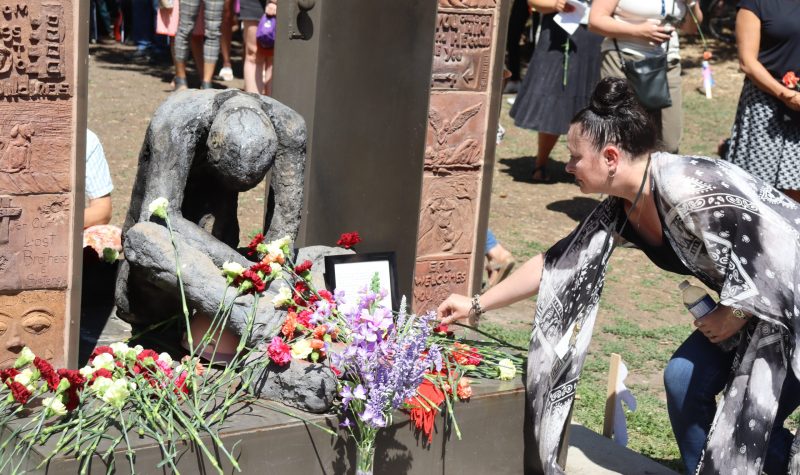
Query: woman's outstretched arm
[{"left": 437, "top": 253, "right": 545, "bottom": 325}]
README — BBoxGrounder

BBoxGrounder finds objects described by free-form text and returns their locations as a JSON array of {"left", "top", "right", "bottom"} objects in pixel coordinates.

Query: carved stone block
[
  {"left": 0, "top": 194, "right": 71, "bottom": 291},
  {"left": 416, "top": 174, "right": 478, "bottom": 258},
  {"left": 0, "top": 101, "right": 73, "bottom": 194},
  {"left": 0, "top": 290, "right": 65, "bottom": 368},
  {"left": 413, "top": 255, "right": 470, "bottom": 314},
  {"left": 425, "top": 93, "right": 488, "bottom": 173},
  {"left": 0, "top": 1, "right": 71, "bottom": 95},
  {"left": 431, "top": 8, "right": 494, "bottom": 91}
]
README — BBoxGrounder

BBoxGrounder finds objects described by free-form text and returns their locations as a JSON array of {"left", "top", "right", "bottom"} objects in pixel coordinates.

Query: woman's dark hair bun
[{"left": 589, "top": 77, "right": 639, "bottom": 116}]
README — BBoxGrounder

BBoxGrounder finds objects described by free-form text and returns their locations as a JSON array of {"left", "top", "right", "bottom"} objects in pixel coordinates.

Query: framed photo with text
[{"left": 324, "top": 253, "right": 399, "bottom": 310}]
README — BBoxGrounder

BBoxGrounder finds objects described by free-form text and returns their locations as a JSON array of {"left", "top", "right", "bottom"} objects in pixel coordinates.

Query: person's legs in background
[
  {"left": 198, "top": 0, "right": 224, "bottom": 88},
  {"left": 130, "top": 0, "right": 157, "bottom": 55},
  {"left": 658, "top": 61, "right": 683, "bottom": 154},
  {"left": 532, "top": 132, "right": 559, "bottom": 182},
  {"left": 504, "top": 0, "right": 529, "bottom": 94},
  {"left": 243, "top": 20, "right": 267, "bottom": 93},
  {"left": 218, "top": 0, "right": 235, "bottom": 81}
]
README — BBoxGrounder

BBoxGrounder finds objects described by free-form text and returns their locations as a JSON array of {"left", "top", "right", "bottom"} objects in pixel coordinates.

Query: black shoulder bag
[{"left": 614, "top": 39, "right": 672, "bottom": 110}]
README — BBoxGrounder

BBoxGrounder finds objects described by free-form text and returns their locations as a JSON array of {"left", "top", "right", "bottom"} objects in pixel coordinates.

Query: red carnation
[
  {"left": 296, "top": 310, "right": 312, "bottom": 328},
  {"left": 137, "top": 349, "right": 159, "bottom": 366},
  {"left": 452, "top": 343, "right": 482, "bottom": 366},
  {"left": 242, "top": 269, "right": 266, "bottom": 294},
  {"left": 784, "top": 71, "right": 800, "bottom": 90},
  {"left": 33, "top": 357, "right": 60, "bottom": 391},
  {"left": 7, "top": 381, "right": 31, "bottom": 405},
  {"left": 174, "top": 372, "right": 190, "bottom": 395},
  {"left": 294, "top": 260, "right": 313, "bottom": 274},
  {"left": 318, "top": 289, "right": 335, "bottom": 304},
  {"left": 90, "top": 346, "right": 114, "bottom": 362},
  {"left": 0, "top": 368, "right": 20, "bottom": 382},
  {"left": 281, "top": 312, "right": 297, "bottom": 338},
  {"left": 57, "top": 369, "right": 87, "bottom": 411},
  {"left": 91, "top": 368, "right": 114, "bottom": 381},
  {"left": 247, "top": 233, "right": 265, "bottom": 256},
  {"left": 267, "top": 336, "right": 292, "bottom": 366},
  {"left": 337, "top": 232, "right": 361, "bottom": 249}
]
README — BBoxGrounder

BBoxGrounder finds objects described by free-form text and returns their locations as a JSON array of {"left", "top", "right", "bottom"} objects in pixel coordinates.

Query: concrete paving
[{"left": 566, "top": 424, "right": 678, "bottom": 474}]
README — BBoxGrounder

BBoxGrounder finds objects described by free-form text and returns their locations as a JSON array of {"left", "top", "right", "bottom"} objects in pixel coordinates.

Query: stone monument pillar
[
  {"left": 0, "top": 0, "right": 87, "bottom": 368},
  {"left": 272, "top": 0, "right": 438, "bottom": 302},
  {"left": 413, "top": 0, "right": 509, "bottom": 313}
]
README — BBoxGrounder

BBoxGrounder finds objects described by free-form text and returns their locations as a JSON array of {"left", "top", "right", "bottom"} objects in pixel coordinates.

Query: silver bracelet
[{"left": 468, "top": 293, "right": 483, "bottom": 326}]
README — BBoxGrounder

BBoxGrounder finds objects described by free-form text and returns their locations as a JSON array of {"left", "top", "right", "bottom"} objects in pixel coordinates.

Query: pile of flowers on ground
[{"left": 0, "top": 198, "right": 526, "bottom": 474}]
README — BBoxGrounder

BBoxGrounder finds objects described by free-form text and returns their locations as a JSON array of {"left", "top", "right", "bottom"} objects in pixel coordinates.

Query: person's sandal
[
  {"left": 485, "top": 257, "right": 516, "bottom": 290},
  {"left": 173, "top": 76, "right": 188, "bottom": 92}
]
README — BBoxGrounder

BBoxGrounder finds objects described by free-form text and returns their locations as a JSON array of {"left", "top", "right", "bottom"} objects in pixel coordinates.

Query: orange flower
[
  {"left": 281, "top": 312, "right": 297, "bottom": 338},
  {"left": 309, "top": 338, "right": 325, "bottom": 350},
  {"left": 456, "top": 377, "right": 472, "bottom": 400},
  {"left": 702, "top": 50, "right": 712, "bottom": 61},
  {"left": 312, "top": 324, "right": 328, "bottom": 340},
  {"left": 784, "top": 71, "right": 799, "bottom": 89}
]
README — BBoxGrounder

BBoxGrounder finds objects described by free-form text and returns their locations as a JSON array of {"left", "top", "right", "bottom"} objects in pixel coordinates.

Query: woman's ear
[{"left": 602, "top": 144, "right": 621, "bottom": 170}]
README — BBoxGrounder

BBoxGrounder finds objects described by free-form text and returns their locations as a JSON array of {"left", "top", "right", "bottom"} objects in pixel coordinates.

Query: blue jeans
[
  {"left": 664, "top": 330, "right": 800, "bottom": 474},
  {"left": 130, "top": 0, "right": 155, "bottom": 49},
  {"left": 485, "top": 229, "right": 498, "bottom": 255}
]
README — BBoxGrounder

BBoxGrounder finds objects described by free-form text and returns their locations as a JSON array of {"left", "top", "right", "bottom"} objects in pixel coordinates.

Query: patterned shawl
[{"left": 524, "top": 152, "right": 800, "bottom": 474}]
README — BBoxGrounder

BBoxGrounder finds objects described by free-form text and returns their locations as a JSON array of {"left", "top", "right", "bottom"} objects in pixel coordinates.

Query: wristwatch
[{"left": 731, "top": 308, "right": 748, "bottom": 320}]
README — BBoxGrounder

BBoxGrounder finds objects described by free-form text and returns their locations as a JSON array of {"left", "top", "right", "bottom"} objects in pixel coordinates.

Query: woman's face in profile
[{"left": 565, "top": 124, "right": 607, "bottom": 195}]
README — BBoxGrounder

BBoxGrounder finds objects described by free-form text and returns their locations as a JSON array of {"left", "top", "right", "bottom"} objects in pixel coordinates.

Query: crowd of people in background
[{"left": 88, "top": 0, "right": 276, "bottom": 94}]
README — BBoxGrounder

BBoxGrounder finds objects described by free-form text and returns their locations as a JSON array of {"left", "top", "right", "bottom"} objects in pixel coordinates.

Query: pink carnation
[{"left": 267, "top": 337, "right": 292, "bottom": 366}]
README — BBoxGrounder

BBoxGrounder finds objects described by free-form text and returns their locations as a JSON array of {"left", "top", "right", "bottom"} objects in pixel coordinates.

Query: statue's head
[{"left": 206, "top": 105, "right": 278, "bottom": 191}]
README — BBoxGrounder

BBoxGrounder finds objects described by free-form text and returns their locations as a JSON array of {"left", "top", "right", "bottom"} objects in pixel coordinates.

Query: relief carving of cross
[{"left": 0, "top": 197, "right": 22, "bottom": 245}]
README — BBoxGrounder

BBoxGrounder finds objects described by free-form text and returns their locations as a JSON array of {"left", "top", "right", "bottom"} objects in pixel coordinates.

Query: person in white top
[{"left": 589, "top": 0, "right": 702, "bottom": 154}]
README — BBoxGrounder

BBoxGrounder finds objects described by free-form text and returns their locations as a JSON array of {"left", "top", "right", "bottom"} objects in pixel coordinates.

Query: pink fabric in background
[{"left": 156, "top": 1, "right": 205, "bottom": 37}]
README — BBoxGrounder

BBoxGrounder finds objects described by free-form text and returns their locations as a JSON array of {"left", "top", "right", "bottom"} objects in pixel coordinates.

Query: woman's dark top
[
  {"left": 617, "top": 199, "right": 692, "bottom": 276},
  {"left": 738, "top": 0, "right": 800, "bottom": 77}
]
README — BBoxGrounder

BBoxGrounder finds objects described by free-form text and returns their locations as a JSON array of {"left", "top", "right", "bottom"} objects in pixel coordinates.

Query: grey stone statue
[{"left": 114, "top": 89, "right": 343, "bottom": 412}]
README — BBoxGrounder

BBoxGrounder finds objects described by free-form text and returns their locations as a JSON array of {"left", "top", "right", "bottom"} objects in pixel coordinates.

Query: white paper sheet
[
  {"left": 553, "top": 0, "right": 588, "bottom": 36},
  {"left": 333, "top": 261, "right": 393, "bottom": 309}
]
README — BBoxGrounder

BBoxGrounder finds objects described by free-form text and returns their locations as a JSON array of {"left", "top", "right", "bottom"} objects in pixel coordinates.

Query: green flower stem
[
  {"left": 449, "top": 323, "right": 528, "bottom": 351},
  {"left": 686, "top": 6, "right": 708, "bottom": 51},
  {"left": 117, "top": 408, "right": 136, "bottom": 473},
  {"left": 167, "top": 404, "right": 225, "bottom": 474},
  {"left": 563, "top": 38, "right": 570, "bottom": 87},
  {"left": 164, "top": 214, "right": 193, "bottom": 352}
]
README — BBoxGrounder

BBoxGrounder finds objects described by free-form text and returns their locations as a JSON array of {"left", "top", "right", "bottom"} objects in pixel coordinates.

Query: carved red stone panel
[
  {"left": 431, "top": 8, "right": 494, "bottom": 91},
  {"left": 416, "top": 174, "right": 478, "bottom": 258},
  {"left": 0, "top": 1, "right": 74, "bottom": 194},
  {"left": 413, "top": 255, "right": 471, "bottom": 314},
  {"left": 425, "top": 93, "right": 488, "bottom": 173},
  {"left": 0, "top": 290, "right": 65, "bottom": 368},
  {"left": 0, "top": 194, "right": 71, "bottom": 291},
  {"left": 0, "top": 0, "right": 80, "bottom": 368}
]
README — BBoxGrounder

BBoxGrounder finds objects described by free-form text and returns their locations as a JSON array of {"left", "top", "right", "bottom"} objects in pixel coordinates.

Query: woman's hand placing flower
[{"left": 437, "top": 294, "right": 472, "bottom": 325}]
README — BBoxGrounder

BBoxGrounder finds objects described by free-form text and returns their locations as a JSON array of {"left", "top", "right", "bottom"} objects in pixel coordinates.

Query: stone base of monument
[{"left": 2, "top": 377, "right": 676, "bottom": 475}]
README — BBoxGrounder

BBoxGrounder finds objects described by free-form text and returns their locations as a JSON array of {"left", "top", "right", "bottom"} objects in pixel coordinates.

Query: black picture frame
[{"left": 324, "top": 252, "right": 399, "bottom": 311}]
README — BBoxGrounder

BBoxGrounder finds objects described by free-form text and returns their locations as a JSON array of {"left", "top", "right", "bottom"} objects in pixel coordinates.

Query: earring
[{"left": 608, "top": 169, "right": 616, "bottom": 178}]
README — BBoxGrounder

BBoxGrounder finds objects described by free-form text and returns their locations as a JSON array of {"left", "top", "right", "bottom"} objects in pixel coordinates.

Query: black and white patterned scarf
[{"left": 524, "top": 152, "right": 800, "bottom": 474}]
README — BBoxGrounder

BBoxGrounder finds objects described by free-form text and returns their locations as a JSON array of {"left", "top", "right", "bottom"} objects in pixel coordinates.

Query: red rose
[
  {"left": 34, "top": 356, "right": 60, "bottom": 391},
  {"left": 7, "top": 381, "right": 31, "bottom": 404},
  {"left": 247, "top": 233, "right": 265, "bottom": 256},
  {"left": 336, "top": 232, "right": 361, "bottom": 249},
  {"left": 294, "top": 260, "right": 313, "bottom": 274},
  {"left": 784, "top": 71, "right": 799, "bottom": 89}
]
